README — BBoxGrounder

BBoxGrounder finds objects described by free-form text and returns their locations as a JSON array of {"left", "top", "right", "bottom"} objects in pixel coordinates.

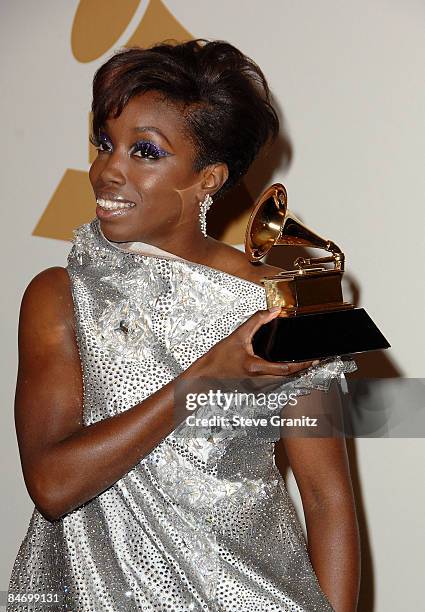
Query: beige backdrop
[{"left": 1, "top": 1, "right": 424, "bottom": 610}]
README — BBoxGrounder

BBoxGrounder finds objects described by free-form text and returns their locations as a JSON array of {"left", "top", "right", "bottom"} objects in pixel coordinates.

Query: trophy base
[{"left": 252, "top": 307, "right": 390, "bottom": 362}]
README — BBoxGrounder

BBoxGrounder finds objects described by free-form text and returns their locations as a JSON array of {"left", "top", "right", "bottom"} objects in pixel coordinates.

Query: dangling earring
[{"left": 199, "top": 193, "right": 213, "bottom": 237}]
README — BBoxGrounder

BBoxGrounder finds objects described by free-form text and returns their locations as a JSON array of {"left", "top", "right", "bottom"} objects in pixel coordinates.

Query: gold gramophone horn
[
  {"left": 245, "top": 183, "right": 344, "bottom": 271},
  {"left": 243, "top": 183, "right": 390, "bottom": 359}
]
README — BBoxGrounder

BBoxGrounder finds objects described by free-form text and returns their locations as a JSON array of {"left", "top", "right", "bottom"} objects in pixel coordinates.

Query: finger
[
  {"left": 245, "top": 356, "right": 319, "bottom": 377},
  {"left": 285, "top": 359, "right": 320, "bottom": 375},
  {"left": 239, "top": 307, "right": 281, "bottom": 348}
]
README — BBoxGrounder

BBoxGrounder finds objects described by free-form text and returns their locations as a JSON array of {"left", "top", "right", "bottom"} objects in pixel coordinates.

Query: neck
[{"left": 108, "top": 222, "right": 218, "bottom": 267}]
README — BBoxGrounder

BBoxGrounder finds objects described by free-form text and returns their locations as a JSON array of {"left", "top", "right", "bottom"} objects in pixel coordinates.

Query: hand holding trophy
[{"left": 245, "top": 183, "right": 390, "bottom": 362}]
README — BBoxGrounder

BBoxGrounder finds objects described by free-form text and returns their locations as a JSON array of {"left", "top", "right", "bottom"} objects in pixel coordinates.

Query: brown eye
[
  {"left": 96, "top": 141, "right": 111, "bottom": 153},
  {"left": 90, "top": 131, "right": 112, "bottom": 154},
  {"left": 132, "top": 140, "right": 169, "bottom": 160}
]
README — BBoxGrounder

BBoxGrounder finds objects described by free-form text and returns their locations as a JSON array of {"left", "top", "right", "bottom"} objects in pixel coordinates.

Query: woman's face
[{"left": 89, "top": 90, "right": 218, "bottom": 244}]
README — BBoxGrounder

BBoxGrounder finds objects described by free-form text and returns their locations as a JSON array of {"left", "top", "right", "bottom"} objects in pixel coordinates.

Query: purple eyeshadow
[{"left": 133, "top": 140, "right": 169, "bottom": 159}]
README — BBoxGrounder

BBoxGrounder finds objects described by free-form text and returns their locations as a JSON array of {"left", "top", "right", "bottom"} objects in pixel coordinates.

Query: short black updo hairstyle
[{"left": 91, "top": 39, "right": 279, "bottom": 200}]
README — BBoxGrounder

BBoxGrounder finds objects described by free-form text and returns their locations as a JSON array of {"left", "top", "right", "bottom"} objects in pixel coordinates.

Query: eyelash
[
  {"left": 132, "top": 140, "right": 168, "bottom": 160},
  {"left": 90, "top": 134, "right": 169, "bottom": 160}
]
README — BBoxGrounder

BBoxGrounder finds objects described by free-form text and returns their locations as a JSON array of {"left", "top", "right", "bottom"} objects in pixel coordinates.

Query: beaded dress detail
[{"left": 8, "top": 218, "right": 356, "bottom": 612}]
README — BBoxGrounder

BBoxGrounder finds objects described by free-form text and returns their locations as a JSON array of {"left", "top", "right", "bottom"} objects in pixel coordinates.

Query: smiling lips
[{"left": 96, "top": 197, "right": 136, "bottom": 210}]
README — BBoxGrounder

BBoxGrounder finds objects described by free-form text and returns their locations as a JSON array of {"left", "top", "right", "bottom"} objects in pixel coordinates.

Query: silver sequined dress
[{"left": 8, "top": 219, "right": 356, "bottom": 612}]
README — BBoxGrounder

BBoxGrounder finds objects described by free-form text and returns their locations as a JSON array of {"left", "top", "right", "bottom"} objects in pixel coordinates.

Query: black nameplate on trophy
[{"left": 252, "top": 308, "right": 390, "bottom": 362}]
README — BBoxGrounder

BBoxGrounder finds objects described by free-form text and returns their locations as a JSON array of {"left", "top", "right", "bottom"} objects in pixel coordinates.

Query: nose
[{"left": 97, "top": 151, "right": 126, "bottom": 186}]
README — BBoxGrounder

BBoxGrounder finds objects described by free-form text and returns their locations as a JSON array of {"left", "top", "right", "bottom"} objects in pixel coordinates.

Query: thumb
[{"left": 240, "top": 307, "right": 281, "bottom": 345}]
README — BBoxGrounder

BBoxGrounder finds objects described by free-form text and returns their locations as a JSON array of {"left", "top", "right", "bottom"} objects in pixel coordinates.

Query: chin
[{"left": 97, "top": 219, "right": 135, "bottom": 243}]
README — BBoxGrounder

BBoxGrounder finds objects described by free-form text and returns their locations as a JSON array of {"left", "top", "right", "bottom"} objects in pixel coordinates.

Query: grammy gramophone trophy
[{"left": 245, "top": 183, "right": 390, "bottom": 362}]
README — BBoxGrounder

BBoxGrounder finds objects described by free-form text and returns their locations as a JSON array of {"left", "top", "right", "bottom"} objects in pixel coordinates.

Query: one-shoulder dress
[{"left": 8, "top": 218, "right": 356, "bottom": 611}]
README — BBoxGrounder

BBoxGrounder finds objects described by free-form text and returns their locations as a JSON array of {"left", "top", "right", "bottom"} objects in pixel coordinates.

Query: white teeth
[{"left": 97, "top": 198, "right": 135, "bottom": 210}]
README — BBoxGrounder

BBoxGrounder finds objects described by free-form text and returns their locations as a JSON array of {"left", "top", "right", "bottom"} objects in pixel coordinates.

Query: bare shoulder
[
  {"left": 207, "top": 239, "right": 283, "bottom": 285},
  {"left": 21, "top": 266, "right": 74, "bottom": 330},
  {"left": 23, "top": 266, "right": 71, "bottom": 302}
]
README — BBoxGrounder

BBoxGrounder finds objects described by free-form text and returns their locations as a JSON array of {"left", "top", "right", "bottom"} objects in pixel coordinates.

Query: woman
[{"left": 8, "top": 40, "right": 360, "bottom": 611}]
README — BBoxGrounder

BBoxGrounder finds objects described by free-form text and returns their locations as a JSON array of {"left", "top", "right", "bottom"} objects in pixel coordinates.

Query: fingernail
[
  {"left": 312, "top": 360, "right": 320, "bottom": 366},
  {"left": 268, "top": 306, "right": 281, "bottom": 312}
]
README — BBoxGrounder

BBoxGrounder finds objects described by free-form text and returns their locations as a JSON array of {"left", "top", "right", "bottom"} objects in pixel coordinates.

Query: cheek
[
  {"left": 88, "top": 160, "right": 100, "bottom": 186},
  {"left": 130, "top": 171, "right": 184, "bottom": 225},
  {"left": 128, "top": 164, "right": 181, "bottom": 200}
]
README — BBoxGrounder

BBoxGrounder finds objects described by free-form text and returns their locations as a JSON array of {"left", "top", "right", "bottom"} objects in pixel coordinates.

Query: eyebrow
[{"left": 132, "top": 126, "right": 173, "bottom": 147}]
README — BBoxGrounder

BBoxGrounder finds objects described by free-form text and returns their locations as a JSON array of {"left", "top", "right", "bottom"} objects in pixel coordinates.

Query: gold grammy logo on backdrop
[{"left": 33, "top": 0, "right": 193, "bottom": 242}]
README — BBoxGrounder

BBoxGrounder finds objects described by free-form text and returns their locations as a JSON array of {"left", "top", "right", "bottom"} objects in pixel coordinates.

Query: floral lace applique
[
  {"left": 287, "top": 356, "right": 357, "bottom": 395},
  {"left": 155, "top": 443, "right": 279, "bottom": 508},
  {"left": 94, "top": 264, "right": 168, "bottom": 361},
  {"left": 69, "top": 220, "right": 126, "bottom": 270},
  {"left": 163, "top": 263, "right": 237, "bottom": 351},
  {"left": 69, "top": 220, "right": 238, "bottom": 361}
]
